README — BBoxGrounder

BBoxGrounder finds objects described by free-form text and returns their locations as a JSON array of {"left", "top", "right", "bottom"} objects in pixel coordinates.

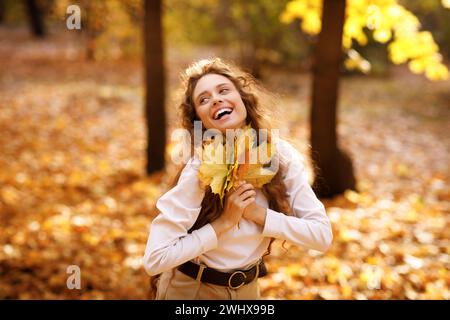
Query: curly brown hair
[{"left": 149, "top": 57, "right": 292, "bottom": 299}]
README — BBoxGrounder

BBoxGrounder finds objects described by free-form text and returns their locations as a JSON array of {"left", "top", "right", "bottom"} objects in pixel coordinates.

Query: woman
[{"left": 143, "top": 58, "right": 333, "bottom": 300}]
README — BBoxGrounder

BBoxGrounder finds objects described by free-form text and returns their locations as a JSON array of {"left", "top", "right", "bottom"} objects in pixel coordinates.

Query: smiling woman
[
  {"left": 143, "top": 58, "right": 333, "bottom": 300},
  {"left": 193, "top": 74, "right": 248, "bottom": 132}
]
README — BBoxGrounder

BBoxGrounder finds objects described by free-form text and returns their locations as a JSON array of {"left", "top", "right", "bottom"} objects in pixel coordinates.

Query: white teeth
[{"left": 213, "top": 107, "right": 233, "bottom": 120}]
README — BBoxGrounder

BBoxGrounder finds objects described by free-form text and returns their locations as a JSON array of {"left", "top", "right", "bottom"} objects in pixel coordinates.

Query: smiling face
[{"left": 192, "top": 73, "right": 247, "bottom": 133}]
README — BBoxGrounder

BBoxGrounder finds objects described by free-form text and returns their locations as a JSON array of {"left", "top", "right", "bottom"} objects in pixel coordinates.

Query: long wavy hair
[{"left": 149, "top": 58, "right": 292, "bottom": 299}]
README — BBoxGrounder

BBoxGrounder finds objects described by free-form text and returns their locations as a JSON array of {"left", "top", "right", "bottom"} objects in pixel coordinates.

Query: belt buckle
[{"left": 228, "top": 271, "right": 247, "bottom": 289}]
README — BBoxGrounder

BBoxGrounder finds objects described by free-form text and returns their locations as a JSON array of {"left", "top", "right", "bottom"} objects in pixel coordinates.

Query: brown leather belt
[{"left": 177, "top": 259, "right": 268, "bottom": 289}]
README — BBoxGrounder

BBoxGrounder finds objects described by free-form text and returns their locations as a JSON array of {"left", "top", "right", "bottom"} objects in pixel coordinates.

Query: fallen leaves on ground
[{"left": 0, "top": 29, "right": 448, "bottom": 299}]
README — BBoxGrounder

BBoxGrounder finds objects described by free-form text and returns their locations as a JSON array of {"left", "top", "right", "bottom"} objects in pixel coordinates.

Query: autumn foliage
[
  {"left": 282, "top": 0, "right": 449, "bottom": 80},
  {"left": 0, "top": 8, "right": 449, "bottom": 299}
]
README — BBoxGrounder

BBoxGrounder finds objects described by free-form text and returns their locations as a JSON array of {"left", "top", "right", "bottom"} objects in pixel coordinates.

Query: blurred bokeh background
[{"left": 0, "top": 0, "right": 449, "bottom": 299}]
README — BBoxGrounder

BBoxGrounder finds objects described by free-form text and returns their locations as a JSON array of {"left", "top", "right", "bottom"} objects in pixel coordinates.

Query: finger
[
  {"left": 237, "top": 195, "right": 255, "bottom": 209},
  {"left": 236, "top": 182, "right": 252, "bottom": 192},
  {"left": 239, "top": 190, "right": 256, "bottom": 201},
  {"left": 229, "top": 180, "right": 244, "bottom": 195},
  {"left": 241, "top": 197, "right": 255, "bottom": 208},
  {"left": 234, "top": 180, "right": 245, "bottom": 191},
  {"left": 236, "top": 183, "right": 254, "bottom": 195}
]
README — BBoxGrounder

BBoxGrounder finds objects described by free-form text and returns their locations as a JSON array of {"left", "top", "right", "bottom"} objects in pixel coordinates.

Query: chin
[{"left": 218, "top": 123, "right": 244, "bottom": 132}]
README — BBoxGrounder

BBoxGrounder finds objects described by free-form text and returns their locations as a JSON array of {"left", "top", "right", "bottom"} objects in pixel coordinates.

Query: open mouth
[{"left": 213, "top": 107, "right": 233, "bottom": 120}]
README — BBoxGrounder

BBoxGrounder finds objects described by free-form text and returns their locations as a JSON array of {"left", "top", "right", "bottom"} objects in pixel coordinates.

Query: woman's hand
[
  {"left": 243, "top": 201, "right": 267, "bottom": 226},
  {"left": 210, "top": 180, "right": 256, "bottom": 236}
]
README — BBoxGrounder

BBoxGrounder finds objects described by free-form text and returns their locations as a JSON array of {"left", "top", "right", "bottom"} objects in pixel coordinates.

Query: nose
[{"left": 212, "top": 95, "right": 223, "bottom": 106}]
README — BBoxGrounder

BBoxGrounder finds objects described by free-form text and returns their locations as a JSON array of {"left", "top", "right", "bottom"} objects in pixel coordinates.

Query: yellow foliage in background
[{"left": 281, "top": 0, "right": 449, "bottom": 80}]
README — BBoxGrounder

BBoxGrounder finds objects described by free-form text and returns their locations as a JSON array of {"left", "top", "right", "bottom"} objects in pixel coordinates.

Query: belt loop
[
  {"left": 255, "top": 260, "right": 260, "bottom": 279},
  {"left": 196, "top": 264, "right": 207, "bottom": 282}
]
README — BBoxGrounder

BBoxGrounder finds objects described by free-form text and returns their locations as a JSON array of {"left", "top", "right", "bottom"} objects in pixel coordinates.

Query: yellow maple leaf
[
  {"left": 197, "top": 140, "right": 230, "bottom": 201},
  {"left": 197, "top": 125, "right": 278, "bottom": 204}
]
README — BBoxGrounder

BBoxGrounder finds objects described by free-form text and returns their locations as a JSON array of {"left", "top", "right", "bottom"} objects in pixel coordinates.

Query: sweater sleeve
[
  {"left": 143, "top": 157, "right": 218, "bottom": 276},
  {"left": 261, "top": 141, "right": 333, "bottom": 253}
]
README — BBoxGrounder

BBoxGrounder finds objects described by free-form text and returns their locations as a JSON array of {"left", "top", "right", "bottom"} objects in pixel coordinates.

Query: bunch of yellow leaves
[{"left": 197, "top": 126, "right": 278, "bottom": 205}]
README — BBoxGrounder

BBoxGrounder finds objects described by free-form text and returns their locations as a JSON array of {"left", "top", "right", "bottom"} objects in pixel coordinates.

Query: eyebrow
[{"left": 195, "top": 83, "right": 230, "bottom": 102}]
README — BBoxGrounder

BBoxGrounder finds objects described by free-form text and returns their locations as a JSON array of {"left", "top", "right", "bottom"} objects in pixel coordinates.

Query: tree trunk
[
  {"left": 26, "top": 0, "right": 45, "bottom": 37},
  {"left": 310, "top": 0, "right": 356, "bottom": 198},
  {"left": 0, "top": 0, "right": 4, "bottom": 24},
  {"left": 144, "top": 0, "right": 166, "bottom": 174}
]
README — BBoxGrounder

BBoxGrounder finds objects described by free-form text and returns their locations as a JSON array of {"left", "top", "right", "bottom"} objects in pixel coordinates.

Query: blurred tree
[
  {"left": 224, "top": 0, "right": 281, "bottom": 77},
  {"left": 82, "top": 1, "right": 107, "bottom": 60},
  {"left": 282, "top": 0, "right": 449, "bottom": 197},
  {"left": 0, "top": 0, "right": 4, "bottom": 24},
  {"left": 69, "top": 0, "right": 142, "bottom": 60},
  {"left": 310, "top": 0, "right": 356, "bottom": 197},
  {"left": 164, "top": 0, "right": 311, "bottom": 74},
  {"left": 403, "top": 0, "right": 450, "bottom": 58},
  {"left": 282, "top": 0, "right": 449, "bottom": 80},
  {"left": 144, "top": 0, "right": 166, "bottom": 174},
  {"left": 25, "top": 0, "right": 45, "bottom": 37}
]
